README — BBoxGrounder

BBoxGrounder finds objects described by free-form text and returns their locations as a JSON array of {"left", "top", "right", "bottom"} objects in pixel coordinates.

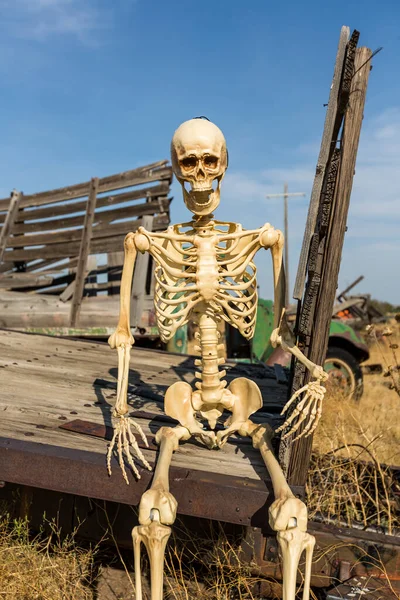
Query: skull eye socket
[
  {"left": 180, "top": 156, "right": 197, "bottom": 170},
  {"left": 204, "top": 155, "right": 219, "bottom": 168}
]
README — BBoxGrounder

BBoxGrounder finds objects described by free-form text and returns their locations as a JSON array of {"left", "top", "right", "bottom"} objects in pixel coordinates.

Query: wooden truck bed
[{"left": 0, "top": 328, "right": 293, "bottom": 528}]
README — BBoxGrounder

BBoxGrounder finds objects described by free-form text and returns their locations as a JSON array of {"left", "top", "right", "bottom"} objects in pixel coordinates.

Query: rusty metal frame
[{"left": 0, "top": 435, "right": 303, "bottom": 530}]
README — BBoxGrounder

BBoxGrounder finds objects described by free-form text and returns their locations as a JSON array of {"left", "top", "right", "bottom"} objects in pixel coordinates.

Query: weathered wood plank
[
  {"left": 6, "top": 190, "right": 170, "bottom": 230},
  {"left": 293, "top": 26, "right": 349, "bottom": 300},
  {"left": 0, "top": 261, "right": 14, "bottom": 273},
  {"left": 24, "top": 257, "right": 74, "bottom": 273},
  {"left": 0, "top": 273, "right": 54, "bottom": 288},
  {"left": 0, "top": 329, "right": 287, "bottom": 484},
  {"left": 0, "top": 191, "right": 22, "bottom": 263},
  {"left": 2, "top": 214, "right": 170, "bottom": 261},
  {"left": 6, "top": 215, "right": 170, "bottom": 252},
  {"left": 70, "top": 178, "right": 99, "bottom": 326},
  {"left": 0, "top": 162, "right": 171, "bottom": 211},
  {"left": 7, "top": 212, "right": 168, "bottom": 247},
  {"left": 59, "top": 255, "right": 96, "bottom": 302},
  {"left": 286, "top": 47, "right": 372, "bottom": 486}
]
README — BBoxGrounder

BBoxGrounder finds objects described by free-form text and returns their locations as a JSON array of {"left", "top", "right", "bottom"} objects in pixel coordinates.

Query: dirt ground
[{"left": 97, "top": 566, "right": 137, "bottom": 600}]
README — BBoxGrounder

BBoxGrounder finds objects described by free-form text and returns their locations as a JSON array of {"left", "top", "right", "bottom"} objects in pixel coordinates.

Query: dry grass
[
  {"left": 308, "top": 321, "right": 400, "bottom": 533},
  {"left": 0, "top": 511, "right": 96, "bottom": 600},
  {"left": 163, "top": 522, "right": 277, "bottom": 600},
  {"left": 365, "top": 320, "right": 400, "bottom": 398}
]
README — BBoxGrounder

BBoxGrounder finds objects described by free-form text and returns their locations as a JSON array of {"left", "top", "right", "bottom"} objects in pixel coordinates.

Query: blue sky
[{"left": 1, "top": 0, "right": 399, "bottom": 302}]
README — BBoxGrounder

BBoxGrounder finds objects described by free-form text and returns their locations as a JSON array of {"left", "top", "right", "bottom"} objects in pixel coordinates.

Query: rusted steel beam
[
  {"left": 250, "top": 519, "right": 400, "bottom": 588},
  {"left": 0, "top": 435, "right": 303, "bottom": 530}
]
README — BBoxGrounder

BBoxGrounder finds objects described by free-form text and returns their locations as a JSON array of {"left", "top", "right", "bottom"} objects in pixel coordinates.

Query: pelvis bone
[{"left": 164, "top": 376, "right": 262, "bottom": 448}]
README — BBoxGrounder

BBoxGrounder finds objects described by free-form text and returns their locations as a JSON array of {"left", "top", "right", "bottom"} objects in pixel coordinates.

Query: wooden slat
[
  {"left": 285, "top": 46, "right": 372, "bottom": 486},
  {"left": 2, "top": 214, "right": 170, "bottom": 261},
  {"left": 10, "top": 197, "right": 170, "bottom": 234},
  {"left": 0, "top": 162, "right": 171, "bottom": 211},
  {"left": 70, "top": 178, "right": 99, "bottom": 326},
  {"left": 2, "top": 183, "right": 170, "bottom": 226},
  {"left": 293, "top": 26, "right": 349, "bottom": 300},
  {"left": 59, "top": 256, "right": 96, "bottom": 302},
  {"left": 0, "top": 273, "right": 54, "bottom": 289},
  {"left": 0, "top": 262, "right": 15, "bottom": 274},
  {"left": 24, "top": 257, "right": 73, "bottom": 273},
  {"left": 6, "top": 210, "right": 171, "bottom": 248},
  {"left": 2, "top": 238, "right": 124, "bottom": 262},
  {"left": 131, "top": 215, "right": 153, "bottom": 327},
  {"left": 0, "top": 191, "right": 22, "bottom": 263}
]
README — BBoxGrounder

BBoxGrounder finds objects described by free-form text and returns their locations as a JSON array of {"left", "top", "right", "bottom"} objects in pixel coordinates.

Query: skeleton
[{"left": 107, "top": 118, "right": 328, "bottom": 600}]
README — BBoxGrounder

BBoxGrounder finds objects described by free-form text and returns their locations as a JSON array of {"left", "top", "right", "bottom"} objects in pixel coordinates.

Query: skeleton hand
[
  {"left": 310, "top": 364, "right": 328, "bottom": 381},
  {"left": 138, "top": 488, "right": 178, "bottom": 526},
  {"left": 275, "top": 376, "right": 327, "bottom": 441},
  {"left": 107, "top": 414, "right": 151, "bottom": 484},
  {"left": 108, "top": 327, "right": 149, "bottom": 483}
]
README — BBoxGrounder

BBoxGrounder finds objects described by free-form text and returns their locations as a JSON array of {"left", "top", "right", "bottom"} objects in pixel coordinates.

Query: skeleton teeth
[
  {"left": 189, "top": 190, "right": 213, "bottom": 204},
  {"left": 191, "top": 185, "right": 213, "bottom": 194}
]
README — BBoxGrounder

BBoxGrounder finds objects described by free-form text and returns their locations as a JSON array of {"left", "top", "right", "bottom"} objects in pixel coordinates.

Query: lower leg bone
[
  {"left": 133, "top": 425, "right": 189, "bottom": 599},
  {"left": 240, "top": 420, "right": 315, "bottom": 600},
  {"left": 277, "top": 528, "right": 315, "bottom": 600},
  {"left": 132, "top": 512, "right": 171, "bottom": 600},
  {"left": 302, "top": 534, "right": 315, "bottom": 600}
]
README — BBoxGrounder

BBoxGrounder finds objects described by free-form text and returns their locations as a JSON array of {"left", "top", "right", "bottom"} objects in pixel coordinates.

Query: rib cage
[{"left": 145, "top": 221, "right": 263, "bottom": 342}]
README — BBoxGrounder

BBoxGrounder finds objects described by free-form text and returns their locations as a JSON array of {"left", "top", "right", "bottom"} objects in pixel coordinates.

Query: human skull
[{"left": 171, "top": 119, "right": 228, "bottom": 216}]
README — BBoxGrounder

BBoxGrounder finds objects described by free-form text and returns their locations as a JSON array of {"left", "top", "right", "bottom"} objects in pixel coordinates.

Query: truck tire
[{"left": 324, "top": 346, "right": 364, "bottom": 401}]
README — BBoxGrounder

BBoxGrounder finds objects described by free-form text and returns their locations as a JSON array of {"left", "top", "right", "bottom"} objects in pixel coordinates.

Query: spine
[{"left": 194, "top": 311, "right": 226, "bottom": 404}]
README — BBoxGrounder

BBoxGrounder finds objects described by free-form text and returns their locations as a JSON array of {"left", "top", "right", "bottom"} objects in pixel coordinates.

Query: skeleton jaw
[{"left": 182, "top": 181, "right": 221, "bottom": 216}]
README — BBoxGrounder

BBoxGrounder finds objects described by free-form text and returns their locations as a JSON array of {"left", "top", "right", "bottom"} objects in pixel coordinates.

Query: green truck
[{"left": 225, "top": 298, "right": 369, "bottom": 400}]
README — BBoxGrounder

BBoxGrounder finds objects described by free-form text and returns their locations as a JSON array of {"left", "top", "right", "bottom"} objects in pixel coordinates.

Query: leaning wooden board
[{"left": 0, "top": 329, "right": 297, "bottom": 529}]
